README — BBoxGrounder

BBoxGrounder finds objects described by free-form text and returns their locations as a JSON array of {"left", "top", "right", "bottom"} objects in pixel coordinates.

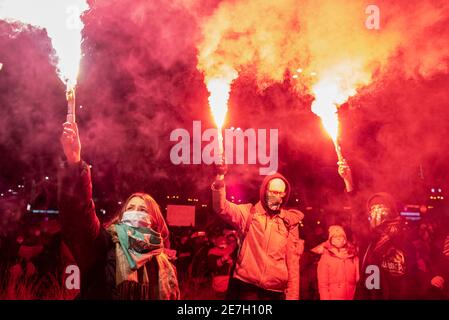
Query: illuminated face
[
  {"left": 266, "top": 178, "right": 286, "bottom": 211},
  {"left": 369, "top": 204, "right": 390, "bottom": 229},
  {"left": 331, "top": 235, "right": 346, "bottom": 248},
  {"left": 122, "top": 197, "right": 153, "bottom": 228},
  {"left": 126, "top": 197, "right": 148, "bottom": 214}
]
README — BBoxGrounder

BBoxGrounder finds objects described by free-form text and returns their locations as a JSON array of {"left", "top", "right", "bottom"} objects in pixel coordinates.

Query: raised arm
[
  {"left": 338, "top": 158, "right": 354, "bottom": 193},
  {"left": 58, "top": 122, "right": 101, "bottom": 272},
  {"left": 211, "top": 163, "right": 250, "bottom": 234},
  {"left": 337, "top": 159, "right": 369, "bottom": 244}
]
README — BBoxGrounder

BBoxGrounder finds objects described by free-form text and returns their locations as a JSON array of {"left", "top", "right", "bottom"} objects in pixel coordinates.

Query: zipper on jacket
[
  {"left": 260, "top": 215, "right": 274, "bottom": 289},
  {"left": 259, "top": 216, "right": 277, "bottom": 289}
]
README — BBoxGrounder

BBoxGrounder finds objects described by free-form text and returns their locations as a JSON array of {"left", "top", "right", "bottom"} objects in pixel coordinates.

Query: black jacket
[
  {"left": 355, "top": 219, "right": 419, "bottom": 299},
  {"left": 58, "top": 161, "right": 159, "bottom": 299}
]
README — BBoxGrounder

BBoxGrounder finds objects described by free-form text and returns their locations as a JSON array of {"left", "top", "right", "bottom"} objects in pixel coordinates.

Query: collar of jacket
[
  {"left": 325, "top": 242, "right": 356, "bottom": 260},
  {"left": 312, "top": 240, "right": 357, "bottom": 259},
  {"left": 254, "top": 202, "right": 303, "bottom": 230}
]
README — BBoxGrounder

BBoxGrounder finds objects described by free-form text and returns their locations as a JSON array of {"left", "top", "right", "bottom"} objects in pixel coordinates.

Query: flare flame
[{"left": 0, "top": 0, "right": 88, "bottom": 85}]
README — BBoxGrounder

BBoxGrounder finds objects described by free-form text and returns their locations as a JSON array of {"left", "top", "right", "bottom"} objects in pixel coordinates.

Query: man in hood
[
  {"left": 355, "top": 192, "right": 419, "bottom": 299},
  {"left": 211, "top": 166, "right": 304, "bottom": 300}
]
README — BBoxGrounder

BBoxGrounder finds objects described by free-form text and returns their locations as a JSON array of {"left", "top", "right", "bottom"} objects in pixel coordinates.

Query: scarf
[
  {"left": 108, "top": 223, "right": 180, "bottom": 300},
  {"left": 115, "top": 223, "right": 163, "bottom": 270},
  {"left": 373, "top": 217, "right": 401, "bottom": 253}
]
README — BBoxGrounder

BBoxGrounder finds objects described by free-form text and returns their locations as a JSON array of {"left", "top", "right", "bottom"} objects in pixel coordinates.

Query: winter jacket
[
  {"left": 313, "top": 241, "right": 359, "bottom": 300},
  {"left": 346, "top": 191, "right": 420, "bottom": 299},
  {"left": 211, "top": 173, "right": 304, "bottom": 300}
]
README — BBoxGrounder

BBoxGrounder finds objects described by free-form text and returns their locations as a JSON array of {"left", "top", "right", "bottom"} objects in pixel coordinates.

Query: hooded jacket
[
  {"left": 355, "top": 192, "right": 419, "bottom": 299},
  {"left": 212, "top": 173, "right": 304, "bottom": 300}
]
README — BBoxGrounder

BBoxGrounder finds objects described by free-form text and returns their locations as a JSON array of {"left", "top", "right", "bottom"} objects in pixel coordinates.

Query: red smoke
[{"left": 0, "top": 0, "right": 449, "bottom": 214}]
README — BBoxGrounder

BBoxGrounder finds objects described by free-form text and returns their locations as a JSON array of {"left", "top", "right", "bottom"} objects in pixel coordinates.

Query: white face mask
[
  {"left": 121, "top": 210, "right": 152, "bottom": 228},
  {"left": 330, "top": 235, "right": 347, "bottom": 249}
]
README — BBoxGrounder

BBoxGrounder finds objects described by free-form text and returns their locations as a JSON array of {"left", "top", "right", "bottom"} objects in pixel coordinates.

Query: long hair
[{"left": 105, "top": 192, "right": 170, "bottom": 248}]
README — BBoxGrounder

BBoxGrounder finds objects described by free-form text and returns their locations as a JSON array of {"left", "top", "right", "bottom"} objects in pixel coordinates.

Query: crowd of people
[{"left": 0, "top": 121, "right": 448, "bottom": 300}]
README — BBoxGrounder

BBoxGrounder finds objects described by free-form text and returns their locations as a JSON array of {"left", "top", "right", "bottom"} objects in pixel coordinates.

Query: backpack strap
[
  {"left": 242, "top": 205, "right": 256, "bottom": 241},
  {"left": 229, "top": 205, "right": 256, "bottom": 279},
  {"left": 280, "top": 208, "right": 303, "bottom": 232}
]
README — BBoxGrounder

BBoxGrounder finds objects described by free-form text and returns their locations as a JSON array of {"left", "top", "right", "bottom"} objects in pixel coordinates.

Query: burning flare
[
  {"left": 311, "top": 70, "right": 359, "bottom": 142},
  {"left": 310, "top": 62, "right": 369, "bottom": 159},
  {"left": 204, "top": 68, "right": 237, "bottom": 157},
  {"left": 0, "top": 0, "right": 88, "bottom": 86},
  {"left": 311, "top": 90, "right": 339, "bottom": 143},
  {"left": 206, "top": 73, "right": 237, "bottom": 131},
  {"left": 0, "top": 0, "right": 88, "bottom": 123}
]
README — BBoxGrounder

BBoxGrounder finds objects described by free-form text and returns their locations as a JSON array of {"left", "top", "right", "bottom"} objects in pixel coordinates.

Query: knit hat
[
  {"left": 366, "top": 192, "right": 399, "bottom": 219},
  {"left": 328, "top": 225, "right": 346, "bottom": 241}
]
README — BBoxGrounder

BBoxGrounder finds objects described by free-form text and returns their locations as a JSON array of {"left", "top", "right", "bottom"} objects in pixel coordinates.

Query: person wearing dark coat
[
  {"left": 337, "top": 160, "right": 419, "bottom": 299},
  {"left": 58, "top": 122, "right": 179, "bottom": 300}
]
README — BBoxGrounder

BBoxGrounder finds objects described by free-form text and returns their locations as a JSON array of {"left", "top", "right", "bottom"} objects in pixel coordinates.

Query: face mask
[
  {"left": 121, "top": 210, "right": 152, "bottom": 228},
  {"left": 266, "top": 194, "right": 283, "bottom": 212},
  {"left": 368, "top": 204, "right": 390, "bottom": 229},
  {"left": 330, "top": 236, "right": 347, "bottom": 249}
]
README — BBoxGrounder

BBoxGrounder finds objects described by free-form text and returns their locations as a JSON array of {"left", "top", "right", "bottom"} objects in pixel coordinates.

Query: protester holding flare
[
  {"left": 58, "top": 122, "right": 179, "bottom": 299},
  {"left": 358, "top": 193, "right": 420, "bottom": 299},
  {"left": 211, "top": 161, "right": 304, "bottom": 300},
  {"left": 337, "top": 162, "right": 420, "bottom": 299}
]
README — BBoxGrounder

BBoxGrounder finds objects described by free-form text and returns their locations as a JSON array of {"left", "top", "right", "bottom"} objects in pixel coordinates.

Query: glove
[
  {"left": 431, "top": 276, "right": 445, "bottom": 289},
  {"left": 215, "top": 163, "right": 228, "bottom": 176},
  {"left": 214, "top": 155, "right": 228, "bottom": 176}
]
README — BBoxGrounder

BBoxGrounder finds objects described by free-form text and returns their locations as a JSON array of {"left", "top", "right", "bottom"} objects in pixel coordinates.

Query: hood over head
[
  {"left": 259, "top": 172, "right": 291, "bottom": 215},
  {"left": 366, "top": 192, "right": 399, "bottom": 228}
]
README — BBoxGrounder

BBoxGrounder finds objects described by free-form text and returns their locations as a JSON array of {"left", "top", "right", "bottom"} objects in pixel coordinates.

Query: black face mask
[
  {"left": 265, "top": 193, "right": 283, "bottom": 212},
  {"left": 368, "top": 204, "right": 391, "bottom": 229}
]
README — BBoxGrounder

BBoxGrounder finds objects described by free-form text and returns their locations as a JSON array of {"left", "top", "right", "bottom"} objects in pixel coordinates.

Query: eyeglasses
[
  {"left": 369, "top": 204, "right": 389, "bottom": 215},
  {"left": 267, "top": 190, "right": 286, "bottom": 197}
]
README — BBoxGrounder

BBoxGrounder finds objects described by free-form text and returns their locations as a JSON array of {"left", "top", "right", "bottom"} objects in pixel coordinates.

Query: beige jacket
[{"left": 212, "top": 183, "right": 304, "bottom": 299}]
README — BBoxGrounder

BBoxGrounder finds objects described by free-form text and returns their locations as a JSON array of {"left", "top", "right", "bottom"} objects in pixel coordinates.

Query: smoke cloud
[{"left": 1, "top": 0, "right": 449, "bottom": 226}]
